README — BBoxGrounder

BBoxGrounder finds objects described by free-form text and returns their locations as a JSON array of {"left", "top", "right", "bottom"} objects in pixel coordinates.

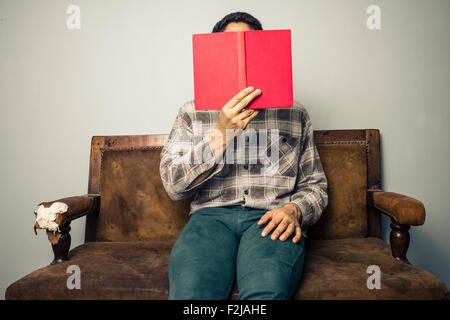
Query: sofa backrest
[{"left": 85, "top": 130, "right": 381, "bottom": 242}]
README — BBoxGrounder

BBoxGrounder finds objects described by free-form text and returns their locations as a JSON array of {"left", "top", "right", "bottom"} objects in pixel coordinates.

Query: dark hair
[{"left": 212, "top": 12, "right": 263, "bottom": 33}]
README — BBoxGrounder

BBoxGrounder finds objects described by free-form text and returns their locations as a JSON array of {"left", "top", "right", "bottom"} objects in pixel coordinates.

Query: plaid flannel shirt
[{"left": 159, "top": 99, "right": 328, "bottom": 237}]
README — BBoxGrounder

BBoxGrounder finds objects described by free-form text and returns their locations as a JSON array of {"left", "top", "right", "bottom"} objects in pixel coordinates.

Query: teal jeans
[{"left": 168, "top": 205, "right": 306, "bottom": 300}]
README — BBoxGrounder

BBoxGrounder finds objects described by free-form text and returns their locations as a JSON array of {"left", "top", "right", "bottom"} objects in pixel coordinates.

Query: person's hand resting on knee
[{"left": 257, "top": 203, "right": 303, "bottom": 243}]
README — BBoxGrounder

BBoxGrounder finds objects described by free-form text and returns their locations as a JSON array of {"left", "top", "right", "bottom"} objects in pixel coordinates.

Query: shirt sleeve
[
  {"left": 288, "top": 108, "right": 328, "bottom": 232},
  {"left": 160, "top": 104, "right": 226, "bottom": 201}
]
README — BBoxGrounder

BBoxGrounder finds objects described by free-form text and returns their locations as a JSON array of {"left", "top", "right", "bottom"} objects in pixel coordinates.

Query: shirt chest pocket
[{"left": 264, "top": 132, "right": 299, "bottom": 178}]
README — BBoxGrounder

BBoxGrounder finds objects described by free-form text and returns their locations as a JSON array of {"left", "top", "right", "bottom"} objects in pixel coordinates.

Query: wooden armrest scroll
[
  {"left": 367, "top": 189, "right": 426, "bottom": 264},
  {"left": 369, "top": 190, "right": 425, "bottom": 226}
]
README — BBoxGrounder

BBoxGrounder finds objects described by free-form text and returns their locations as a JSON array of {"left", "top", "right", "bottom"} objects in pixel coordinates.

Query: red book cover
[{"left": 193, "top": 29, "right": 293, "bottom": 110}]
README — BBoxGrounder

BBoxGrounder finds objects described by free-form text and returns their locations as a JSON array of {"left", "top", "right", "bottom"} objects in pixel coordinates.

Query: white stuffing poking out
[{"left": 34, "top": 202, "right": 69, "bottom": 232}]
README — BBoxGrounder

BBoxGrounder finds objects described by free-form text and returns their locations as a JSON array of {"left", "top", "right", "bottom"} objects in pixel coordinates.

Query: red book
[{"left": 192, "top": 29, "right": 293, "bottom": 110}]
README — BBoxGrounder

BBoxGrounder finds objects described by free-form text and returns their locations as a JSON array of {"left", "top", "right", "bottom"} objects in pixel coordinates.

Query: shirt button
[
  {"left": 244, "top": 190, "right": 249, "bottom": 195},
  {"left": 243, "top": 164, "right": 248, "bottom": 170}
]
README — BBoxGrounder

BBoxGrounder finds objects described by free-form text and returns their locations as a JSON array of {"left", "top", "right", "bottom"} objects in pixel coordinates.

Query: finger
[
  {"left": 271, "top": 218, "right": 290, "bottom": 240},
  {"left": 242, "top": 109, "right": 260, "bottom": 127},
  {"left": 240, "top": 109, "right": 260, "bottom": 122},
  {"left": 231, "top": 89, "right": 261, "bottom": 115},
  {"left": 279, "top": 223, "right": 295, "bottom": 241},
  {"left": 235, "top": 109, "right": 254, "bottom": 121},
  {"left": 234, "top": 89, "right": 261, "bottom": 113},
  {"left": 224, "top": 87, "right": 255, "bottom": 110},
  {"left": 236, "top": 108, "right": 257, "bottom": 121},
  {"left": 261, "top": 214, "right": 282, "bottom": 237},
  {"left": 292, "top": 226, "right": 302, "bottom": 243},
  {"left": 257, "top": 211, "right": 273, "bottom": 225}
]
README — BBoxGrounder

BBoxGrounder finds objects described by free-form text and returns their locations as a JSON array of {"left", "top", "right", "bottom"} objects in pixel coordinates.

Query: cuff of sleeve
[
  {"left": 184, "top": 131, "right": 226, "bottom": 192},
  {"left": 289, "top": 197, "right": 314, "bottom": 232}
]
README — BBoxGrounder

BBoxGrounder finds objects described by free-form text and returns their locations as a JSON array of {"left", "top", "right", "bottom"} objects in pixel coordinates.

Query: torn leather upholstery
[{"left": 34, "top": 195, "right": 99, "bottom": 236}]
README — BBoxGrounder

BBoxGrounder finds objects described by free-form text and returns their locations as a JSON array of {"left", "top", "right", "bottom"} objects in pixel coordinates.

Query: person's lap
[{"left": 168, "top": 205, "right": 305, "bottom": 300}]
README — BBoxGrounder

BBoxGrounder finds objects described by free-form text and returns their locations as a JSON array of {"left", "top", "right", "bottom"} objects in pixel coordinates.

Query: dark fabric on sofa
[{"left": 6, "top": 238, "right": 448, "bottom": 300}]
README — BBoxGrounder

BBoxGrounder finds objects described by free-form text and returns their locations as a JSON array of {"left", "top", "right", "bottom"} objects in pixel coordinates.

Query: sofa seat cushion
[
  {"left": 295, "top": 237, "right": 448, "bottom": 299},
  {"left": 6, "top": 239, "right": 176, "bottom": 300},
  {"left": 6, "top": 238, "right": 449, "bottom": 300}
]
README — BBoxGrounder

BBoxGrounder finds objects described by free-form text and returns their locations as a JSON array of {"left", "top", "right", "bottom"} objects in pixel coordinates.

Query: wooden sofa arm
[
  {"left": 370, "top": 191, "right": 425, "bottom": 226},
  {"left": 33, "top": 194, "right": 100, "bottom": 265},
  {"left": 367, "top": 189, "right": 425, "bottom": 264}
]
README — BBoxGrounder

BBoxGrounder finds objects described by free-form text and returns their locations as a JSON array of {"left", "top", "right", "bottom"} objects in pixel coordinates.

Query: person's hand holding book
[
  {"left": 210, "top": 86, "right": 261, "bottom": 157},
  {"left": 188, "top": 87, "right": 261, "bottom": 189},
  {"left": 218, "top": 86, "right": 261, "bottom": 133}
]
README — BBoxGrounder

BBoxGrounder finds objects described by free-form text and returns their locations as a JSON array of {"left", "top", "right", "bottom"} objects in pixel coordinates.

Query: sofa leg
[
  {"left": 49, "top": 222, "right": 71, "bottom": 265},
  {"left": 389, "top": 219, "right": 411, "bottom": 264}
]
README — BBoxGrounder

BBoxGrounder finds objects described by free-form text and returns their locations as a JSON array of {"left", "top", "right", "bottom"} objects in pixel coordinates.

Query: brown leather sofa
[{"left": 5, "top": 129, "right": 449, "bottom": 299}]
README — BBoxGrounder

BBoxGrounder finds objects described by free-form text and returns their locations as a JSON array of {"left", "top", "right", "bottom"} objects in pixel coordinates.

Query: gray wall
[{"left": 1, "top": 0, "right": 449, "bottom": 299}]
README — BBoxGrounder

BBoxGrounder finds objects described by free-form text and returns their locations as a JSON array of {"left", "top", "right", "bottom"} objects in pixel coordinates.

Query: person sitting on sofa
[{"left": 160, "top": 11, "right": 328, "bottom": 300}]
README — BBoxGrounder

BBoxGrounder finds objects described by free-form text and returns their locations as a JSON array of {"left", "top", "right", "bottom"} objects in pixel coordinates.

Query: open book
[{"left": 193, "top": 29, "right": 293, "bottom": 110}]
